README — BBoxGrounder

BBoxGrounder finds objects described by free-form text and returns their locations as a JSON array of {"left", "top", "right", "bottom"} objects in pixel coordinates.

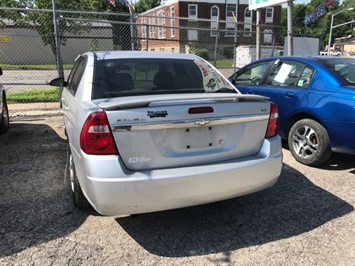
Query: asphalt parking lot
[{"left": 1, "top": 114, "right": 355, "bottom": 266}]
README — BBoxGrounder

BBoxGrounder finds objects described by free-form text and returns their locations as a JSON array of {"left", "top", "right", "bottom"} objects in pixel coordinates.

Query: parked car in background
[
  {"left": 229, "top": 56, "right": 355, "bottom": 166},
  {"left": 0, "top": 67, "right": 9, "bottom": 134},
  {"left": 50, "top": 51, "right": 283, "bottom": 216},
  {"left": 319, "top": 49, "right": 343, "bottom": 56}
]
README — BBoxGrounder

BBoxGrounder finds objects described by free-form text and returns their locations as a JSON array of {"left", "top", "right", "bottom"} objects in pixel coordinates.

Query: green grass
[
  {"left": 210, "top": 59, "right": 234, "bottom": 68},
  {"left": 7, "top": 87, "right": 60, "bottom": 104}
]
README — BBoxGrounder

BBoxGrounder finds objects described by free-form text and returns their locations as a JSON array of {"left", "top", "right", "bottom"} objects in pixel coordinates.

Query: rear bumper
[{"left": 77, "top": 136, "right": 283, "bottom": 216}]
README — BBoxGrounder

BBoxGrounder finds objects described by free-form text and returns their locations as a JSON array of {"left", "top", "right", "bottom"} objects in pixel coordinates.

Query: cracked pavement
[{"left": 0, "top": 114, "right": 355, "bottom": 266}]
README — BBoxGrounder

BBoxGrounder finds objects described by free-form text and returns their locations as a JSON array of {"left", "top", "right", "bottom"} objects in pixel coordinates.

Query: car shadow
[
  {"left": 1, "top": 121, "right": 353, "bottom": 259},
  {"left": 0, "top": 121, "right": 90, "bottom": 257},
  {"left": 282, "top": 139, "right": 355, "bottom": 171},
  {"left": 319, "top": 153, "right": 355, "bottom": 172},
  {"left": 116, "top": 163, "right": 353, "bottom": 257}
]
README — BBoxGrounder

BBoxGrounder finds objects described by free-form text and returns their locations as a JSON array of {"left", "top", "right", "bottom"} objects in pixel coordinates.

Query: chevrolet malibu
[
  {"left": 50, "top": 51, "right": 282, "bottom": 216},
  {"left": 229, "top": 56, "right": 355, "bottom": 166}
]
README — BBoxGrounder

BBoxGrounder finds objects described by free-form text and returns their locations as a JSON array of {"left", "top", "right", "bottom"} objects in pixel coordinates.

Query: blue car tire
[{"left": 288, "top": 119, "right": 332, "bottom": 166}]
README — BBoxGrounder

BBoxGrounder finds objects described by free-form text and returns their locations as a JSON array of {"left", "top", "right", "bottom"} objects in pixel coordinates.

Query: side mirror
[
  {"left": 0, "top": 67, "right": 2, "bottom": 76},
  {"left": 49, "top": 77, "right": 67, "bottom": 87}
]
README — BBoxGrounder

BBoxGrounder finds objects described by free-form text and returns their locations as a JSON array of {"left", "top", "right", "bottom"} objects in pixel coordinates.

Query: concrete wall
[{"left": 0, "top": 28, "right": 114, "bottom": 65}]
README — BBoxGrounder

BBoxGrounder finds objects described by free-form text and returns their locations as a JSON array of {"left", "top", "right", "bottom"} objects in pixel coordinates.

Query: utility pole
[
  {"left": 256, "top": 10, "right": 261, "bottom": 60},
  {"left": 287, "top": 0, "right": 293, "bottom": 55}
]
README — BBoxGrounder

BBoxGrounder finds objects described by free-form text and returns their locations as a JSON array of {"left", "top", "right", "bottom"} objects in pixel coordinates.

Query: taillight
[
  {"left": 80, "top": 111, "right": 118, "bottom": 155},
  {"left": 188, "top": 106, "right": 214, "bottom": 114},
  {"left": 265, "top": 103, "right": 279, "bottom": 138}
]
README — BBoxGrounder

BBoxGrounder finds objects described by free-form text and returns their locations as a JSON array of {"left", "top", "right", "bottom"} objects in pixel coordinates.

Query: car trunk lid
[{"left": 95, "top": 93, "right": 272, "bottom": 171}]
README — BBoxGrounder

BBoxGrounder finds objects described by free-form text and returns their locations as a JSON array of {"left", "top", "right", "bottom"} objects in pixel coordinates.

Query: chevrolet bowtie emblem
[{"left": 195, "top": 119, "right": 210, "bottom": 126}]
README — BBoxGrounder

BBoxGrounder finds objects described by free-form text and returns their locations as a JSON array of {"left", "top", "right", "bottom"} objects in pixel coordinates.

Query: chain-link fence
[{"left": 0, "top": 7, "right": 286, "bottom": 116}]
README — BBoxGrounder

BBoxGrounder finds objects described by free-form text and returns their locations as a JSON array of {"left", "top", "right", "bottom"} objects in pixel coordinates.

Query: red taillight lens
[
  {"left": 80, "top": 111, "right": 118, "bottom": 155},
  {"left": 265, "top": 103, "right": 279, "bottom": 138}
]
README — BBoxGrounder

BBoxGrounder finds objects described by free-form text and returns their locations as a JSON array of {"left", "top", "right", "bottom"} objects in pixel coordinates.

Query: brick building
[{"left": 136, "top": 0, "right": 282, "bottom": 54}]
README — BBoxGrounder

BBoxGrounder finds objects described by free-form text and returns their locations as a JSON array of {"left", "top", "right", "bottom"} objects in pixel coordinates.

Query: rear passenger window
[
  {"left": 67, "top": 56, "right": 87, "bottom": 95},
  {"left": 298, "top": 67, "right": 314, "bottom": 88},
  {"left": 266, "top": 60, "right": 312, "bottom": 88}
]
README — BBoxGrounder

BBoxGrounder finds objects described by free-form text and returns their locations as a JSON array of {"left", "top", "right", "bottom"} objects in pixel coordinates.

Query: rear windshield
[
  {"left": 321, "top": 58, "right": 355, "bottom": 85},
  {"left": 92, "top": 58, "right": 236, "bottom": 99}
]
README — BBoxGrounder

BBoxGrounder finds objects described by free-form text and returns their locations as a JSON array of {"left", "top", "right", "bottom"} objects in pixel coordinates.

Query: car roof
[
  {"left": 88, "top": 51, "right": 200, "bottom": 61},
  {"left": 255, "top": 55, "right": 354, "bottom": 63},
  {"left": 240, "top": 56, "right": 355, "bottom": 71}
]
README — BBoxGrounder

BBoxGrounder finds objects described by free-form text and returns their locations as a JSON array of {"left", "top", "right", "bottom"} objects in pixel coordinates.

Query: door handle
[
  {"left": 285, "top": 92, "right": 295, "bottom": 98},
  {"left": 246, "top": 89, "right": 254, "bottom": 94}
]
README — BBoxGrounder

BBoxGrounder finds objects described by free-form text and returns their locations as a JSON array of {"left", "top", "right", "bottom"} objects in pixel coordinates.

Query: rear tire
[
  {"left": 288, "top": 119, "right": 332, "bottom": 166},
  {"left": 0, "top": 93, "right": 9, "bottom": 134},
  {"left": 68, "top": 150, "right": 90, "bottom": 209}
]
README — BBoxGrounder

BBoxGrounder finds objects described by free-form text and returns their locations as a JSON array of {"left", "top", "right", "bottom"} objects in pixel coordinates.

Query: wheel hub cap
[{"left": 292, "top": 125, "right": 318, "bottom": 159}]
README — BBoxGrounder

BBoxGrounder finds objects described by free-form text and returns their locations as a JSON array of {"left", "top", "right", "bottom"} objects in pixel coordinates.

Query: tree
[
  {"left": 135, "top": 0, "right": 160, "bottom": 13},
  {"left": 335, "top": 0, "right": 355, "bottom": 39},
  {"left": 0, "top": 0, "right": 107, "bottom": 56},
  {"left": 0, "top": 0, "right": 136, "bottom": 55},
  {"left": 279, "top": 0, "right": 355, "bottom": 49},
  {"left": 279, "top": 3, "right": 310, "bottom": 44},
  {"left": 107, "top": 0, "right": 135, "bottom": 50}
]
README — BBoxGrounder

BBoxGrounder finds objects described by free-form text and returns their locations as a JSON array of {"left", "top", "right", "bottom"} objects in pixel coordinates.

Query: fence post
[
  {"left": 52, "top": 0, "right": 64, "bottom": 107},
  {"left": 233, "top": 13, "right": 238, "bottom": 72},
  {"left": 130, "top": 13, "right": 135, "bottom": 51},
  {"left": 213, "top": 18, "right": 219, "bottom": 67},
  {"left": 52, "top": 0, "right": 64, "bottom": 79},
  {"left": 146, "top": 24, "right": 149, "bottom": 51}
]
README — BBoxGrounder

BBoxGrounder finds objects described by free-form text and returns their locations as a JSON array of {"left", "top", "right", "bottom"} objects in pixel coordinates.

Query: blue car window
[
  {"left": 266, "top": 61, "right": 309, "bottom": 88},
  {"left": 298, "top": 67, "right": 314, "bottom": 88},
  {"left": 232, "top": 61, "right": 273, "bottom": 85},
  {"left": 321, "top": 58, "right": 355, "bottom": 85},
  {"left": 334, "top": 63, "right": 355, "bottom": 83}
]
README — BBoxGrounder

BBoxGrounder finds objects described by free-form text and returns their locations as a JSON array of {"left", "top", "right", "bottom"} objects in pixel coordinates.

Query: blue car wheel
[{"left": 288, "top": 119, "right": 332, "bottom": 166}]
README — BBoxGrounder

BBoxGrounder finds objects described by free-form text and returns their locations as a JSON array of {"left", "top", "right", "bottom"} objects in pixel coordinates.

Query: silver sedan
[
  {"left": 50, "top": 51, "right": 283, "bottom": 216},
  {"left": 0, "top": 67, "right": 9, "bottom": 134}
]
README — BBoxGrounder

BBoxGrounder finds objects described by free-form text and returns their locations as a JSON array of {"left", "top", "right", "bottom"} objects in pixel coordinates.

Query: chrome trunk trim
[{"left": 111, "top": 114, "right": 269, "bottom": 132}]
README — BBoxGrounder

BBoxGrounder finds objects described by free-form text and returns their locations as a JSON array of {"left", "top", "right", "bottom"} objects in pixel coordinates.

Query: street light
[{"left": 327, "top": 7, "right": 354, "bottom": 54}]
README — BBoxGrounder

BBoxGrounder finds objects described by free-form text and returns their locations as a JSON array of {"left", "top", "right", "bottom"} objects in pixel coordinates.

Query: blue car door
[{"left": 257, "top": 60, "right": 314, "bottom": 138}]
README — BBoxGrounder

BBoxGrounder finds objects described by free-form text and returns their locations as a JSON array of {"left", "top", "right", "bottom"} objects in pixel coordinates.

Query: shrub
[{"left": 194, "top": 49, "right": 209, "bottom": 60}]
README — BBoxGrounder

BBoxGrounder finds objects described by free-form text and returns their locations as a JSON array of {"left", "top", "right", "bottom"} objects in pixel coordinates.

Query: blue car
[{"left": 229, "top": 56, "right": 355, "bottom": 166}]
